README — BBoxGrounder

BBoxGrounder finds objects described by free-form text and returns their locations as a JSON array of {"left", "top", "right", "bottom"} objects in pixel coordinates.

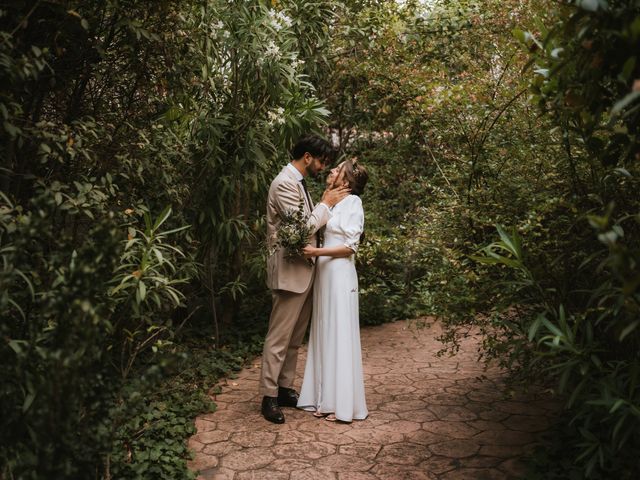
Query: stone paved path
[{"left": 188, "top": 319, "right": 559, "bottom": 479}]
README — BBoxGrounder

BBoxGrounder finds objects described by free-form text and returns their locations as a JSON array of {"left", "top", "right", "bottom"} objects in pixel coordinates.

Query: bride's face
[{"left": 326, "top": 162, "right": 346, "bottom": 187}]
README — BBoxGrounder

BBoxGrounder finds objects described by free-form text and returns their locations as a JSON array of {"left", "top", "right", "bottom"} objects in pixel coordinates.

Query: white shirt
[{"left": 287, "top": 162, "right": 304, "bottom": 181}]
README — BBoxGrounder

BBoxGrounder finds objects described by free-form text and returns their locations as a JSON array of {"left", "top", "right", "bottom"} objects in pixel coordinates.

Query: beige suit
[{"left": 260, "top": 165, "right": 331, "bottom": 397}]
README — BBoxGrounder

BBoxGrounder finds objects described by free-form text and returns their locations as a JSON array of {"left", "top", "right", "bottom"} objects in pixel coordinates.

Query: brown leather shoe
[
  {"left": 261, "top": 396, "right": 284, "bottom": 424},
  {"left": 277, "top": 387, "right": 300, "bottom": 408}
]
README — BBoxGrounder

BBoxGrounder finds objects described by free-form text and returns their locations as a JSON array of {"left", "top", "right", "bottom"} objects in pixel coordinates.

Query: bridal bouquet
[{"left": 275, "top": 199, "right": 313, "bottom": 263}]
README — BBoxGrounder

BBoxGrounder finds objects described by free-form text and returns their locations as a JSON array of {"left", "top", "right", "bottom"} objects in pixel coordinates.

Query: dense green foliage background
[
  {"left": 1, "top": 0, "right": 329, "bottom": 478},
  {"left": 1, "top": 0, "right": 639, "bottom": 478}
]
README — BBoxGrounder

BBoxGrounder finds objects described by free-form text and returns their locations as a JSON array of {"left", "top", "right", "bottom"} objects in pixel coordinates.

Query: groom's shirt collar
[{"left": 286, "top": 163, "right": 304, "bottom": 182}]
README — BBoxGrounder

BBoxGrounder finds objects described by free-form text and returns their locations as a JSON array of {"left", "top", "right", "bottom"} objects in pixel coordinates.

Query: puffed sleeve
[{"left": 338, "top": 195, "right": 364, "bottom": 253}]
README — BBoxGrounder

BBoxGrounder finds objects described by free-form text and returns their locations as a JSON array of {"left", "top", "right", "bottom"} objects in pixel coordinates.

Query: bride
[{"left": 297, "top": 157, "right": 369, "bottom": 422}]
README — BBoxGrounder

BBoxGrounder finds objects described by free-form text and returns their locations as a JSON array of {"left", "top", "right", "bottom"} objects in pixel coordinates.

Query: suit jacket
[{"left": 266, "top": 166, "right": 331, "bottom": 293}]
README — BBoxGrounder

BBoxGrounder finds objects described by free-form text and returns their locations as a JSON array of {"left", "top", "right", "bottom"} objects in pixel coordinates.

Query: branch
[
  {"left": 425, "top": 142, "right": 461, "bottom": 201},
  {"left": 9, "top": 0, "right": 42, "bottom": 38},
  {"left": 478, "top": 87, "right": 528, "bottom": 151}
]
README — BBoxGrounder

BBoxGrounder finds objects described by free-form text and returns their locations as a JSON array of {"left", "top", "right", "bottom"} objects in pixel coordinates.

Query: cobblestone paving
[{"left": 188, "top": 320, "right": 559, "bottom": 479}]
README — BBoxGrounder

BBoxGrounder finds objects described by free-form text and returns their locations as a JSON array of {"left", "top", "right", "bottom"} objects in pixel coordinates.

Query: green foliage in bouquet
[{"left": 275, "top": 199, "right": 313, "bottom": 262}]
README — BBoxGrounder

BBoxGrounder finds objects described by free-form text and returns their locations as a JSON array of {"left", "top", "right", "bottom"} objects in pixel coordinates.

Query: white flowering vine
[{"left": 267, "top": 107, "right": 286, "bottom": 126}]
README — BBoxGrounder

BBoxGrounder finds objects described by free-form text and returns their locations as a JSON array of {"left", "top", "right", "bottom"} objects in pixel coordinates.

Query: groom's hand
[{"left": 321, "top": 184, "right": 350, "bottom": 208}]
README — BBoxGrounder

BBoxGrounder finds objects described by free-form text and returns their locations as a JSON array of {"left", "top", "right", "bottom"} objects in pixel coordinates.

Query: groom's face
[{"left": 303, "top": 153, "right": 329, "bottom": 178}]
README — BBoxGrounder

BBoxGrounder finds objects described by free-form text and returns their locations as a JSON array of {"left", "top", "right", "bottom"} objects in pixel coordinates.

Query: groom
[{"left": 260, "top": 134, "right": 349, "bottom": 424}]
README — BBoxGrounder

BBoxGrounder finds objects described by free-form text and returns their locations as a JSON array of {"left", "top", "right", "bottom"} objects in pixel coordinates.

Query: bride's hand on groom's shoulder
[{"left": 321, "top": 183, "right": 350, "bottom": 208}]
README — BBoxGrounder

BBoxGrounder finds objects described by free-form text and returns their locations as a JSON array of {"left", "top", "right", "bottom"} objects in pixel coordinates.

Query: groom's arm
[
  {"left": 307, "top": 204, "right": 331, "bottom": 235},
  {"left": 272, "top": 179, "right": 303, "bottom": 214},
  {"left": 308, "top": 184, "right": 351, "bottom": 232},
  {"left": 273, "top": 180, "right": 330, "bottom": 235}
]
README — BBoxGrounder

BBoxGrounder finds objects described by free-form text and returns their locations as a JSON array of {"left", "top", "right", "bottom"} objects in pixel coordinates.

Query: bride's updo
[{"left": 343, "top": 158, "right": 368, "bottom": 196}]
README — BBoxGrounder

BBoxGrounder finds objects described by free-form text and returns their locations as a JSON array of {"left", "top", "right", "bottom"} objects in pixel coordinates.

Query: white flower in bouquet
[{"left": 274, "top": 199, "right": 313, "bottom": 263}]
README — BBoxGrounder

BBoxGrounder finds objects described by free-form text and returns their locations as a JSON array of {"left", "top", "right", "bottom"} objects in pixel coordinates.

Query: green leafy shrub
[
  {"left": 1, "top": 1, "right": 337, "bottom": 478},
  {"left": 0, "top": 181, "right": 196, "bottom": 478},
  {"left": 467, "top": 1, "right": 640, "bottom": 476},
  {"left": 321, "top": 0, "right": 639, "bottom": 475}
]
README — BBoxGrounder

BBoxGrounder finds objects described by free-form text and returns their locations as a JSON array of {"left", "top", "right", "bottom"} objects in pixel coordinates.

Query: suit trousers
[{"left": 259, "top": 279, "right": 313, "bottom": 397}]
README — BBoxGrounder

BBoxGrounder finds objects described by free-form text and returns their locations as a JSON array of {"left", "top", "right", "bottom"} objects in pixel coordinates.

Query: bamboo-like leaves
[
  {"left": 470, "top": 224, "right": 525, "bottom": 270},
  {"left": 110, "top": 207, "right": 192, "bottom": 310}
]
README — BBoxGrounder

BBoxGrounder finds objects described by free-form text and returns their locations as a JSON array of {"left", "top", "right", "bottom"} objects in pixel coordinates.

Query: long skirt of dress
[{"left": 297, "top": 255, "right": 368, "bottom": 422}]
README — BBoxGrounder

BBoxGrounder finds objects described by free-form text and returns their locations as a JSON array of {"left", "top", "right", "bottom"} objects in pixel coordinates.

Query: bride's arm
[
  {"left": 303, "top": 245, "right": 354, "bottom": 258},
  {"left": 305, "top": 196, "right": 364, "bottom": 259}
]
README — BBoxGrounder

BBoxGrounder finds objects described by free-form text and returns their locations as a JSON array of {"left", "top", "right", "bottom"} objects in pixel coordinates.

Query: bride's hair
[
  {"left": 341, "top": 158, "right": 368, "bottom": 245},
  {"left": 343, "top": 158, "right": 368, "bottom": 196}
]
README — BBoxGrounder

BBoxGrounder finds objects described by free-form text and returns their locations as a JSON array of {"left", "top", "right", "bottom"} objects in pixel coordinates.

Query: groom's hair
[{"left": 290, "top": 134, "right": 336, "bottom": 164}]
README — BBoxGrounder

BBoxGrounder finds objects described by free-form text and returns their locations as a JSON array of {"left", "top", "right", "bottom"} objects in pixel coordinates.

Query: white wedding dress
[{"left": 297, "top": 195, "right": 368, "bottom": 422}]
